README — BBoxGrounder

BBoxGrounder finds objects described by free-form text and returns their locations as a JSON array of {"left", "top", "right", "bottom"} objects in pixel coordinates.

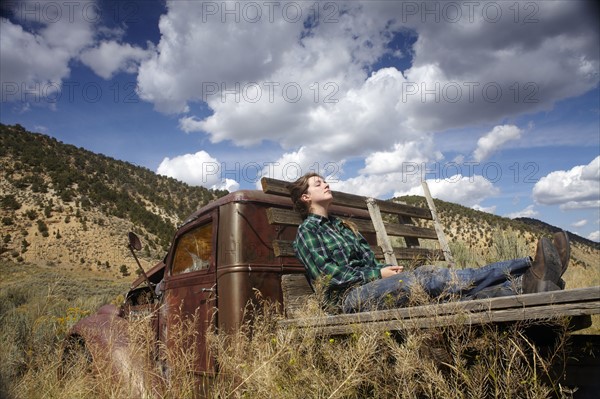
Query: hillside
[
  {"left": 1, "top": 123, "right": 598, "bottom": 281},
  {"left": 0, "top": 123, "right": 226, "bottom": 278}
]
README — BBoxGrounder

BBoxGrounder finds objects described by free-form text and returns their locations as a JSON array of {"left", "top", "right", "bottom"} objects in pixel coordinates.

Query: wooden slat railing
[{"left": 261, "top": 177, "right": 433, "bottom": 220}]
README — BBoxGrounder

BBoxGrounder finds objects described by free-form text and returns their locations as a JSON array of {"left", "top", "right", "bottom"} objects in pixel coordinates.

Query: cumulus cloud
[
  {"left": 533, "top": 156, "right": 600, "bottom": 209},
  {"left": 588, "top": 231, "right": 600, "bottom": 242},
  {"left": 505, "top": 205, "right": 539, "bottom": 219},
  {"left": 332, "top": 172, "right": 415, "bottom": 199},
  {"left": 257, "top": 146, "right": 347, "bottom": 188},
  {"left": 156, "top": 150, "right": 239, "bottom": 190},
  {"left": 80, "top": 41, "right": 153, "bottom": 79},
  {"left": 473, "top": 125, "right": 522, "bottom": 162},
  {"left": 1, "top": 1, "right": 98, "bottom": 101},
  {"left": 395, "top": 175, "right": 500, "bottom": 208},
  {"left": 572, "top": 219, "right": 588, "bottom": 228},
  {"left": 472, "top": 204, "right": 497, "bottom": 214},
  {"left": 212, "top": 178, "right": 239, "bottom": 192},
  {"left": 133, "top": 1, "right": 598, "bottom": 175},
  {"left": 360, "top": 138, "right": 442, "bottom": 175}
]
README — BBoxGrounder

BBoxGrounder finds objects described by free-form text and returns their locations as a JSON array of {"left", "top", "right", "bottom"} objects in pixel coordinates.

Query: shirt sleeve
[{"left": 294, "top": 223, "right": 382, "bottom": 289}]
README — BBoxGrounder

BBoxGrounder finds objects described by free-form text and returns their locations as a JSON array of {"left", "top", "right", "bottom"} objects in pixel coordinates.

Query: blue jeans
[{"left": 342, "top": 257, "right": 532, "bottom": 313}]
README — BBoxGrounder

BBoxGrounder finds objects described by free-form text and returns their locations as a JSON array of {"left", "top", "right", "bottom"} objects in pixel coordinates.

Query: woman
[{"left": 290, "top": 172, "right": 569, "bottom": 313}]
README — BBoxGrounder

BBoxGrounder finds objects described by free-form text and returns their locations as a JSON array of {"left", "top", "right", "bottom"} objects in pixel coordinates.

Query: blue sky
[{"left": 1, "top": 0, "right": 599, "bottom": 241}]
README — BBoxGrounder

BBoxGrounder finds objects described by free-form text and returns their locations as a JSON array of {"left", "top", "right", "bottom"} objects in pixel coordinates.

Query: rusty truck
[{"left": 64, "top": 179, "right": 600, "bottom": 397}]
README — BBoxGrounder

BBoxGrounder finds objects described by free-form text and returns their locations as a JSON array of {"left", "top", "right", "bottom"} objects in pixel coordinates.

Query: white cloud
[
  {"left": 0, "top": 18, "right": 72, "bottom": 98},
  {"left": 588, "top": 231, "right": 600, "bottom": 242},
  {"left": 505, "top": 205, "right": 539, "bottom": 219},
  {"left": 572, "top": 219, "right": 588, "bottom": 228},
  {"left": 1, "top": 1, "right": 98, "bottom": 101},
  {"left": 80, "top": 41, "right": 153, "bottom": 79},
  {"left": 473, "top": 125, "right": 522, "bottom": 162},
  {"left": 211, "top": 178, "right": 239, "bottom": 192},
  {"left": 332, "top": 172, "right": 413, "bottom": 199},
  {"left": 472, "top": 204, "right": 497, "bottom": 214},
  {"left": 559, "top": 201, "right": 600, "bottom": 211},
  {"left": 156, "top": 150, "right": 239, "bottom": 189},
  {"left": 533, "top": 156, "right": 600, "bottom": 209},
  {"left": 134, "top": 1, "right": 598, "bottom": 171},
  {"left": 179, "top": 116, "right": 205, "bottom": 134},
  {"left": 360, "top": 138, "right": 442, "bottom": 175},
  {"left": 257, "top": 146, "right": 347, "bottom": 187},
  {"left": 395, "top": 175, "right": 500, "bottom": 208}
]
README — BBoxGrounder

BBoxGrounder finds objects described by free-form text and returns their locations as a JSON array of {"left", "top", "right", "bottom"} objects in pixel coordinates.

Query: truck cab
[{"left": 67, "top": 190, "right": 306, "bottom": 383}]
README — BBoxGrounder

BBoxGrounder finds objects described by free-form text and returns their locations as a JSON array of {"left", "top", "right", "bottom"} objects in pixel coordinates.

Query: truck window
[{"left": 172, "top": 223, "right": 213, "bottom": 275}]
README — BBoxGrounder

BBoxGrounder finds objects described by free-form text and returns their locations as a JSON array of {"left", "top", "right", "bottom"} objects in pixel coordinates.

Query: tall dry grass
[
  {"left": 0, "top": 261, "right": 130, "bottom": 398},
  {"left": 206, "top": 294, "right": 573, "bottom": 399}
]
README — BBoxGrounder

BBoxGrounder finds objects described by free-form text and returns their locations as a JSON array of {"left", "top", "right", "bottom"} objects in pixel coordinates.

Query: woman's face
[{"left": 302, "top": 175, "right": 333, "bottom": 206}]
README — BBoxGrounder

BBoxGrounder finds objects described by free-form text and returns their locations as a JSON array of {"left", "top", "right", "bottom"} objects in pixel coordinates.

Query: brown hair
[
  {"left": 288, "top": 172, "right": 320, "bottom": 219},
  {"left": 288, "top": 172, "right": 358, "bottom": 235}
]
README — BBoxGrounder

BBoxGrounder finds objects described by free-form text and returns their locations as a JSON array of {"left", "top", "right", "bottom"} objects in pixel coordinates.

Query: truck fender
[{"left": 63, "top": 304, "right": 155, "bottom": 397}]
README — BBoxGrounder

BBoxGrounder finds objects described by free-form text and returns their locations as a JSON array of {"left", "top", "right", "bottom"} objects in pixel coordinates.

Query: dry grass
[
  {"left": 0, "top": 261, "right": 128, "bottom": 398},
  {"left": 206, "top": 293, "right": 573, "bottom": 399}
]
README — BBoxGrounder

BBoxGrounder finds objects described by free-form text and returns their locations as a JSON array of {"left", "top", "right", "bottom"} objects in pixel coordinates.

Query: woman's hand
[{"left": 380, "top": 265, "right": 404, "bottom": 278}]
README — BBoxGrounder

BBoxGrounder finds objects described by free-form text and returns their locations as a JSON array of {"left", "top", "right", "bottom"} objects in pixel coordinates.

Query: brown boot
[
  {"left": 553, "top": 231, "right": 570, "bottom": 276},
  {"left": 522, "top": 237, "right": 562, "bottom": 294}
]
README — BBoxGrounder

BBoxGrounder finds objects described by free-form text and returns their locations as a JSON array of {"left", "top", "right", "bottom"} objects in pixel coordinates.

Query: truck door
[{"left": 160, "top": 211, "right": 218, "bottom": 375}]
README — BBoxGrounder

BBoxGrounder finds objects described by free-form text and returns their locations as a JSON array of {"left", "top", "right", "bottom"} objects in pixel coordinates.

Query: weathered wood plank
[
  {"left": 282, "top": 301, "right": 600, "bottom": 334},
  {"left": 421, "top": 181, "right": 454, "bottom": 264},
  {"left": 272, "top": 240, "right": 296, "bottom": 257},
  {"left": 281, "top": 274, "right": 314, "bottom": 318},
  {"left": 367, "top": 197, "right": 398, "bottom": 265},
  {"left": 272, "top": 240, "right": 443, "bottom": 261},
  {"left": 261, "top": 177, "right": 433, "bottom": 220},
  {"left": 279, "top": 287, "right": 600, "bottom": 331},
  {"left": 266, "top": 208, "right": 438, "bottom": 239}
]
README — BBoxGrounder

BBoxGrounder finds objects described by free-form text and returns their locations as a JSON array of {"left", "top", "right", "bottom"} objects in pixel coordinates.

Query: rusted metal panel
[
  {"left": 216, "top": 200, "right": 302, "bottom": 332},
  {"left": 68, "top": 310, "right": 153, "bottom": 397}
]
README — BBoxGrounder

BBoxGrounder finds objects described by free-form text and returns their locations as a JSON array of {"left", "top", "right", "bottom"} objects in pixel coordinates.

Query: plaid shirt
[{"left": 293, "top": 214, "right": 384, "bottom": 297}]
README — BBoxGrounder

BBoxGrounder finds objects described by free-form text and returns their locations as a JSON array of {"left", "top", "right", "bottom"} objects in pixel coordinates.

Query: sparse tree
[
  {"left": 37, "top": 219, "right": 49, "bottom": 237},
  {"left": 119, "top": 264, "right": 130, "bottom": 276},
  {"left": 1, "top": 194, "right": 21, "bottom": 210}
]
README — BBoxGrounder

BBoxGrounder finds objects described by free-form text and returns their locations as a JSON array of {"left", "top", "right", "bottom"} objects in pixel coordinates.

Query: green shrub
[
  {"left": 25, "top": 209, "right": 37, "bottom": 220},
  {"left": 37, "top": 220, "right": 49, "bottom": 237},
  {"left": 1, "top": 195, "right": 21, "bottom": 210}
]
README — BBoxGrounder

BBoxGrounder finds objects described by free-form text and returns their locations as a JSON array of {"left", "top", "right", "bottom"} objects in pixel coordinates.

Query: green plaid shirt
[{"left": 293, "top": 214, "right": 384, "bottom": 297}]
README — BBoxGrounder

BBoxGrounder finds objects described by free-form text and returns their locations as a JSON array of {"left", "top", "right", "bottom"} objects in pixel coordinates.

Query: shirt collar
[{"left": 306, "top": 213, "right": 338, "bottom": 225}]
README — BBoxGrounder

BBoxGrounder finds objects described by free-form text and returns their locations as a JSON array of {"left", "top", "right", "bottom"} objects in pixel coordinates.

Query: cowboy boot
[
  {"left": 553, "top": 231, "right": 571, "bottom": 273},
  {"left": 553, "top": 231, "right": 570, "bottom": 289},
  {"left": 522, "top": 237, "right": 562, "bottom": 294}
]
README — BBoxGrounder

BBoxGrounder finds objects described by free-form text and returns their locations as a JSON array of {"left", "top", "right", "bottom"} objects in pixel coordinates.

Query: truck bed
[{"left": 279, "top": 285, "right": 600, "bottom": 335}]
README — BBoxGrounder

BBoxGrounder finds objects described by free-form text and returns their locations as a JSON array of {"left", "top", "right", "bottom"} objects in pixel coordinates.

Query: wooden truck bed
[{"left": 260, "top": 177, "right": 600, "bottom": 334}]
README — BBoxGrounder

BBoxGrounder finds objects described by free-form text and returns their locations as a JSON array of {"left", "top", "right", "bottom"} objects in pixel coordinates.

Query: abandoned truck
[
  {"left": 64, "top": 180, "right": 600, "bottom": 397},
  {"left": 64, "top": 188, "right": 307, "bottom": 392}
]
